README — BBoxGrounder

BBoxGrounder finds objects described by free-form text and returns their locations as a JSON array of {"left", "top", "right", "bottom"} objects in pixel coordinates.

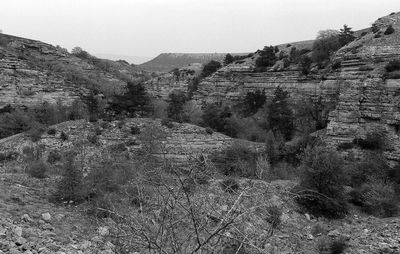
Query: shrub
[
  {"left": 167, "top": 90, "right": 188, "bottom": 122},
  {"left": 371, "top": 24, "right": 380, "bottom": 33},
  {"left": 337, "top": 142, "right": 354, "bottom": 150},
  {"left": 161, "top": 118, "right": 174, "bottom": 128},
  {"left": 47, "top": 150, "right": 62, "bottom": 164},
  {"left": 52, "top": 153, "right": 84, "bottom": 203},
  {"left": 350, "top": 179, "right": 399, "bottom": 217},
  {"left": 384, "top": 25, "right": 395, "bottom": 35},
  {"left": 265, "top": 206, "right": 282, "bottom": 229},
  {"left": 385, "top": 60, "right": 400, "bottom": 72},
  {"left": 47, "top": 128, "right": 57, "bottom": 135},
  {"left": 353, "top": 132, "right": 385, "bottom": 150},
  {"left": 295, "top": 146, "right": 348, "bottom": 218},
  {"left": 212, "top": 143, "right": 257, "bottom": 177},
  {"left": 200, "top": 60, "right": 222, "bottom": 78},
  {"left": 26, "top": 159, "right": 48, "bottom": 179},
  {"left": 385, "top": 70, "right": 400, "bottom": 79},
  {"left": 360, "top": 31, "right": 367, "bottom": 37},
  {"left": 130, "top": 125, "right": 141, "bottom": 135},
  {"left": 27, "top": 123, "right": 46, "bottom": 142},
  {"left": 316, "top": 236, "right": 347, "bottom": 254},
  {"left": 87, "top": 133, "right": 99, "bottom": 144},
  {"left": 220, "top": 178, "right": 240, "bottom": 193},
  {"left": 0, "top": 151, "right": 18, "bottom": 162},
  {"left": 331, "top": 61, "right": 341, "bottom": 70},
  {"left": 60, "top": 131, "right": 68, "bottom": 141},
  {"left": 374, "top": 33, "right": 382, "bottom": 38},
  {"left": 205, "top": 127, "right": 213, "bottom": 134}
]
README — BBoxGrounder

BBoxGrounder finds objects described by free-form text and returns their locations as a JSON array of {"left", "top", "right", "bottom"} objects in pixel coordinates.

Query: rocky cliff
[
  {"left": 189, "top": 12, "right": 400, "bottom": 164},
  {"left": 0, "top": 33, "right": 147, "bottom": 110}
]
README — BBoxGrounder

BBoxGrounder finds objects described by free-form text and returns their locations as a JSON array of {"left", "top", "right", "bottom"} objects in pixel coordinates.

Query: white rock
[
  {"left": 305, "top": 213, "right": 311, "bottom": 221},
  {"left": 13, "top": 226, "right": 22, "bottom": 237},
  {"left": 307, "top": 234, "right": 314, "bottom": 240},
  {"left": 21, "top": 214, "right": 33, "bottom": 222},
  {"left": 328, "top": 229, "right": 340, "bottom": 237},
  {"left": 42, "top": 212, "right": 52, "bottom": 221},
  {"left": 97, "top": 226, "right": 109, "bottom": 236}
]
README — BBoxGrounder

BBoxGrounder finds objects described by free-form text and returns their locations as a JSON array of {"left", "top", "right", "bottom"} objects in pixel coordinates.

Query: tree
[
  {"left": 311, "top": 29, "right": 340, "bottom": 66},
  {"left": 242, "top": 90, "right": 266, "bottom": 116},
  {"left": 224, "top": 53, "right": 234, "bottom": 65},
  {"left": 167, "top": 90, "right": 188, "bottom": 122},
  {"left": 71, "top": 46, "right": 90, "bottom": 59},
  {"left": 299, "top": 55, "right": 312, "bottom": 75},
  {"left": 267, "top": 87, "right": 294, "bottom": 140},
  {"left": 339, "top": 24, "right": 355, "bottom": 47},
  {"left": 255, "top": 46, "right": 277, "bottom": 69},
  {"left": 200, "top": 60, "right": 222, "bottom": 78},
  {"left": 109, "top": 82, "right": 150, "bottom": 117},
  {"left": 202, "top": 104, "right": 237, "bottom": 137},
  {"left": 84, "top": 91, "right": 101, "bottom": 122}
]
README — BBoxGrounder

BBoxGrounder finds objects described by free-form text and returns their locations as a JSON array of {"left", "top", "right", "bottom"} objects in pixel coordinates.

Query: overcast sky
[{"left": 0, "top": 0, "right": 399, "bottom": 59}]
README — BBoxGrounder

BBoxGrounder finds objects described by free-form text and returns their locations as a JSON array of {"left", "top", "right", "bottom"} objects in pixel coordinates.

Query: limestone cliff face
[
  {"left": 144, "top": 64, "right": 201, "bottom": 99},
  {"left": 0, "top": 33, "right": 146, "bottom": 109},
  {"left": 189, "top": 12, "right": 400, "bottom": 164}
]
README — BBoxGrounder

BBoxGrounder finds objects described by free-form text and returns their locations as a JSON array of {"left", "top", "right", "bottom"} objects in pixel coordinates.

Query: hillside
[
  {"left": 0, "top": 33, "right": 149, "bottom": 110},
  {"left": 139, "top": 52, "right": 249, "bottom": 72}
]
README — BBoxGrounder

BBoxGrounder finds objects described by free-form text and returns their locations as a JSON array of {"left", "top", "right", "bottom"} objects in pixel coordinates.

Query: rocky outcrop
[
  {"left": 0, "top": 33, "right": 146, "bottom": 109},
  {"left": 0, "top": 118, "right": 263, "bottom": 172}
]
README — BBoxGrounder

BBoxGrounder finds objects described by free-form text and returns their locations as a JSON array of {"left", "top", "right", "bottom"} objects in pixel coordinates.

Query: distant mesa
[{"left": 138, "top": 52, "right": 249, "bottom": 72}]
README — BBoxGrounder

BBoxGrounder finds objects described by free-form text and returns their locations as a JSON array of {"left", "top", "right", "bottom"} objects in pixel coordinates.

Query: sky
[{"left": 0, "top": 0, "right": 399, "bottom": 62}]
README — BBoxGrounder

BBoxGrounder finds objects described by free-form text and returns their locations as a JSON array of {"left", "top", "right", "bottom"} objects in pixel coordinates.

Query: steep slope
[
  {"left": 0, "top": 33, "right": 148, "bottom": 110},
  {"left": 139, "top": 52, "right": 248, "bottom": 72}
]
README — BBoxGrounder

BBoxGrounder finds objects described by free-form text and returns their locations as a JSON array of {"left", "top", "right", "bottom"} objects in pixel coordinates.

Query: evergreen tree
[
  {"left": 224, "top": 53, "right": 234, "bottom": 65},
  {"left": 267, "top": 87, "right": 294, "bottom": 140},
  {"left": 201, "top": 60, "right": 222, "bottom": 78},
  {"left": 339, "top": 24, "right": 355, "bottom": 47},
  {"left": 242, "top": 90, "right": 266, "bottom": 116},
  {"left": 255, "top": 46, "right": 277, "bottom": 68},
  {"left": 109, "top": 82, "right": 150, "bottom": 117},
  {"left": 167, "top": 90, "right": 188, "bottom": 122}
]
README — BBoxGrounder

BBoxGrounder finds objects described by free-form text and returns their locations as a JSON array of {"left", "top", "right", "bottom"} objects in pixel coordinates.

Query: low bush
[
  {"left": 384, "top": 25, "right": 395, "bottom": 35},
  {"left": 26, "top": 159, "right": 48, "bottom": 179},
  {"left": 161, "top": 118, "right": 174, "bottom": 128},
  {"left": 60, "top": 131, "right": 68, "bottom": 141},
  {"left": 87, "top": 133, "right": 99, "bottom": 144},
  {"left": 220, "top": 178, "right": 240, "bottom": 193},
  {"left": 47, "top": 128, "right": 57, "bottom": 135},
  {"left": 47, "top": 150, "right": 62, "bottom": 164},
  {"left": 211, "top": 142, "right": 257, "bottom": 177},
  {"left": 205, "top": 127, "right": 213, "bottom": 135},
  {"left": 331, "top": 61, "right": 341, "bottom": 70},
  {"left": 316, "top": 236, "right": 347, "bottom": 254},
  {"left": 0, "top": 151, "right": 18, "bottom": 162}
]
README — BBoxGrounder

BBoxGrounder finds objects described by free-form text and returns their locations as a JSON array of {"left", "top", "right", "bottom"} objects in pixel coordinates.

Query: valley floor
[{"left": 0, "top": 172, "right": 399, "bottom": 254}]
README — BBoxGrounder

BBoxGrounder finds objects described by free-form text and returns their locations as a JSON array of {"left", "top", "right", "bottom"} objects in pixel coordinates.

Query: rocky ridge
[{"left": 0, "top": 33, "right": 147, "bottom": 110}]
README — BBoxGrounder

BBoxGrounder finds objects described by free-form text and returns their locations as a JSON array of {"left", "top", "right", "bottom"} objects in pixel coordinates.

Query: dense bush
[
  {"left": 240, "top": 90, "right": 266, "bottom": 116},
  {"left": 109, "top": 82, "right": 151, "bottom": 117},
  {"left": 255, "top": 46, "right": 277, "bottom": 69},
  {"left": 52, "top": 153, "right": 84, "bottom": 203},
  {"left": 385, "top": 60, "right": 400, "bottom": 72},
  {"left": 161, "top": 118, "right": 174, "bottom": 128},
  {"left": 352, "top": 132, "right": 385, "bottom": 150},
  {"left": 200, "top": 60, "right": 221, "bottom": 78},
  {"left": 295, "top": 146, "right": 348, "bottom": 218},
  {"left": 202, "top": 103, "right": 237, "bottom": 137},
  {"left": 167, "top": 90, "right": 188, "bottom": 122},
  {"left": 317, "top": 236, "right": 347, "bottom": 254},
  {"left": 299, "top": 55, "right": 312, "bottom": 75},
  {"left": 212, "top": 142, "right": 257, "bottom": 177},
  {"left": 312, "top": 30, "right": 340, "bottom": 66},
  {"left": 47, "top": 150, "right": 62, "bottom": 164},
  {"left": 267, "top": 87, "right": 294, "bottom": 140},
  {"left": 384, "top": 25, "right": 395, "bottom": 35}
]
